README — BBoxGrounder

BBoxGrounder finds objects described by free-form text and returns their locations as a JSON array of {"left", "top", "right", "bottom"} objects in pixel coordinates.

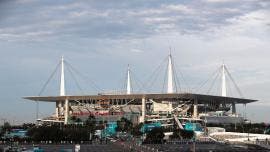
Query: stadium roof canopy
[{"left": 24, "top": 93, "right": 257, "bottom": 104}]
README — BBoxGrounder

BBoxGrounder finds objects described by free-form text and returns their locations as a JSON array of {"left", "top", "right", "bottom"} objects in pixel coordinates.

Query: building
[{"left": 24, "top": 55, "right": 257, "bottom": 126}]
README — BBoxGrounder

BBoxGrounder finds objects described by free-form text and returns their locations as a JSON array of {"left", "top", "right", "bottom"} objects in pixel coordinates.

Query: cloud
[
  {"left": 163, "top": 4, "right": 195, "bottom": 14},
  {"left": 0, "top": 0, "right": 270, "bottom": 123},
  {"left": 15, "top": 0, "right": 36, "bottom": 4},
  {"left": 0, "top": 30, "right": 54, "bottom": 42},
  {"left": 203, "top": 0, "right": 239, "bottom": 3},
  {"left": 0, "top": 0, "right": 268, "bottom": 42},
  {"left": 130, "top": 49, "right": 144, "bottom": 53},
  {"left": 69, "top": 10, "right": 109, "bottom": 18},
  {"left": 213, "top": 10, "right": 270, "bottom": 38}
]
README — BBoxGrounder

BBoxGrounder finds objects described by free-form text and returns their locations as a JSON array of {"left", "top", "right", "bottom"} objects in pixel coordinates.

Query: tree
[
  {"left": 1, "top": 122, "right": 11, "bottom": 138},
  {"left": 3, "top": 122, "right": 11, "bottom": 131},
  {"left": 75, "top": 118, "right": 82, "bottom": 123},
  {"left": 70, "top": 116, "right": 77, "bottom": 123},
  {"left": 145, "top": 127, "right": 164, "bottom": 144},
  {"left": 85, "top": 115, "right": 96, "bottom": 125},
  {"left": 116, "top": 117, "right": 132, "bottom": 132},
  {"left": 171, "top": 129, "right": 181, "bottom": 139},
  {"left": 179, "top": 129, "right": 194, "bottom": 139},
  {"left": 27, "top": 124, "right": 91, "bottom": 142},
  {"left": 85, "top": 115, "right": 96, "bottom": 134},
  {"left": 131, "top": 123, "right": 143, "bottom": 137}
]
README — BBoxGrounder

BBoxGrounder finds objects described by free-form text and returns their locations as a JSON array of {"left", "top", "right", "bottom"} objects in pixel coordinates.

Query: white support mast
[
  {"left": 221, "top": 63, "right": 237, "bottom": 114},
  {"left": 56, "top": 57, "right": 65, "bottom": 120},
  {"left": 221, "top": 64, "right": 227, "bottom": 97},
  {"left": 60, "top": 56, "right": 66, "bottom": 96},
  {"left": 56, "top": 56, "right": 68, "bottom": 124},
  {"left": 167, "top": 53, "right": 174, "bottom": 93},
  {"left": 59, "top": 56, "right": 69, "bottom": 124},
  {"left": 126, "top": 64, "right": 131, "bottom": 94}
]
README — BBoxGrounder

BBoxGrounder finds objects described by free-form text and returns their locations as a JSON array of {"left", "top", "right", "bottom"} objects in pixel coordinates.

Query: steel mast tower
[
  {"left": 56, "top": 56, "right": 69, "bottom": 124},
  {"left": 56, "top": 56, "right": 66, "bottom": 120},
  {"left": 221, "top": 64, "right": 227, "bottom": 97},
  {"left": 167, "top": 53, "right": 174, "bottom": 115},
  {"left": 126, "top": 64, "right": 131, "bottom": 94},
  {"left": 167, "top": 53, "right": 174, "bottom": 94}
]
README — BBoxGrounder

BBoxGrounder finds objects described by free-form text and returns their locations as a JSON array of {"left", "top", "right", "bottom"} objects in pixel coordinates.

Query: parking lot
[
  {"left": 1, "top": 141, "right": 270, "bottom": 152},
  {"left": 0, "top": 143, "right": 125, "bottom": 152}
]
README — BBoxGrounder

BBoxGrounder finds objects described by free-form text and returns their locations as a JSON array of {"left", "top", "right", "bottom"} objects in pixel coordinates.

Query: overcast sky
[{"left": 0, "top": 0, "right": 269, "bottom": 124}]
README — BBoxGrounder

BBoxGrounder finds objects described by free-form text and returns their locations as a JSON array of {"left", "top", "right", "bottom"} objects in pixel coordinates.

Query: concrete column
[
  {"left": 168, "top": 102, "right": 172, "bottom": 115},
  {"left": 59, "top": 101, "right": 64, "bottom": 116},
  {"left": 232, "top": 102, "right": 236, "bottom": 115},
  {"left": 140, "top": 97, "right": 146, "bottom": 123},
  {"left": 56, "top": 102, "right": 59, "bottom": 119},
  {"left": 193, "top": 99, "right": 198, "bottom": 118},
  {"left": 56, "top": 101, "right": 64, "bottom": 119},
  {"left": 64, "top": 98, "right": 69, "bottom": 124}
]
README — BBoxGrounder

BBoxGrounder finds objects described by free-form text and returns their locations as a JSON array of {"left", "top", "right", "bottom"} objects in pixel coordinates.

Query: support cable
[
  {"left": 215, "top": 72, "right": 221, "bottom": 96},
  {"left": 173, "top": 68, "right": 179, "bottom": 93},
  {"left": 224, "top": 66, "right": 244, "bottom": 97},
  {"left": 171, "top": 57, "right": 190, "bottom": 93},
  {"left": 122, "top": 66, "right": 128, "bottom": 93},
  {"left": 172, "top": 59, "right": 183, "bottom": 93},
  {"left": 140, "top": 56, "right": 168, "bottom": 93},
  {"left": 38, "top": 61, "right": 61, "bottom": 96},
  {"left": 213, "top": 67, "right": 222, "bottom": 96},
  {"left": 193, "top": 67, "right": 220, "bottom": 93},
  {"left": 146, "top": 59, "right": 166, "bottom": 92},
  {"left": 206, "top": 70, "right": 220, "bottom": 95},
  {"left": 65, "top": 61, "right": 102, "bottom": 92},
  {"left": 36, "top": 60, "right": 61, "bottom": 124},
  {"left": 162, "top": 59, "right": 168, "bottom": 93},
  {"left": 129, "top": 70, "right": 145, "bottom": 93},
  {"left": 65, "top": 61, "right": 84, "bottom": 94},
  {"left": 227, "top": 78, "right": 234, "bottom": 97}
]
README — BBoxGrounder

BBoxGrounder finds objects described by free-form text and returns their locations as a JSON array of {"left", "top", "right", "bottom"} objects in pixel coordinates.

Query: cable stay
[
  {"left": 35, "top": 60, "right": 62, "bottom": 122},
  {"left": 195, "top": 63, "right": 244, "bottom": 98},
  {"left": 38, "top": 61, "right": 61, "bottom": 96},
  {"left": 140, "top": 56, "right": 168, "bottom": 93},
  {"left": 193, "top": 67, "right": 221, "bottom": 93},
  {"left": 224, "top": 66, "right": 244, "bottom": 97},
  {"left": 37, "top": 57, "right": 102, "bottom": 96},
  {"left": 206, "top": 71, "right": 221, "bottom": 95},
  {"left": 141, "top": 52, "right": 188, "bottom": 94},
  {"left": 65, "top": 61, "right": 84, "bottom": 95},
  {"left": 128, "top": 69, "right": 145, "bottom": 93},
  {"left": 162, "top": 61, "right": 168, "bottom": 93},
  {"left": 64, "top": 61, "right": 103, "bottom": 93},
  {"left": 161, "top": 54, "right": 181, "bottom": 93},
  {"left": 172, "top": 59, "right": 191, "bottom": 93}
]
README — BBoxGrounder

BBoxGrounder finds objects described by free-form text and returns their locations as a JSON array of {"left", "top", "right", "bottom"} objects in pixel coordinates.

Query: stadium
[{"left": 24, "top": 54, "right": 257, "bottom": 137}]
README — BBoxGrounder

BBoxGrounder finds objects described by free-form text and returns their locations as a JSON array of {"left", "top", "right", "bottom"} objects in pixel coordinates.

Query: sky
[{"left": 0, "top": 0, "right": 269, "bottom": 124}]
